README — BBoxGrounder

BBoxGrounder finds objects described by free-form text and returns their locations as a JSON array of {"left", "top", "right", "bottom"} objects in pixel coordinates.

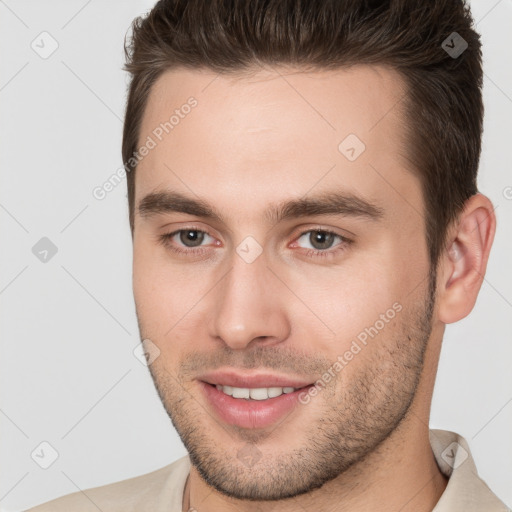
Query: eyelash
[{"left": 158, "top": 226, "right": 352, "bottom": 260}]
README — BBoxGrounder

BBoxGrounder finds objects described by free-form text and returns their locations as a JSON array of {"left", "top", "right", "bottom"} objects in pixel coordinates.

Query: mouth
[
  {"left": 199, "top": 369, "right": 314, "bottom": 390},
  {"left": 209, "top": 383, "right": 310, "bottom": 400},
  {"left": 198, "top": 372, "right": 315, "bottom": 429}
]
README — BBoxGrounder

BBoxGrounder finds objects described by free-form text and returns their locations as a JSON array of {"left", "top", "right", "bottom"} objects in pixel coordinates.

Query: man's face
[{"left": 132, "top": 65, "right": 435, "bottom": 500}]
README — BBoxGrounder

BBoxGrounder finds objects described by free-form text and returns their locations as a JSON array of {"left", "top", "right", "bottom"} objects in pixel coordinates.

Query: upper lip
[{"left": 199, "top": 369, "right": 314, "bottom": 389}]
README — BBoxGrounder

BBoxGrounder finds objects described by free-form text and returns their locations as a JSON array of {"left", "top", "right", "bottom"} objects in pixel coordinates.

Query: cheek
[
  {"left": 132, "top": 241, "right": 214, "bottom": 341},
  {"left": 133, "top": 241, "right": 177, "bottom": 334},
  {"left": 281, "top": 256, "right": 404, "bottom": 354},
  {"left": 133, "top": 242, "right": 158, "bottom": 314}
]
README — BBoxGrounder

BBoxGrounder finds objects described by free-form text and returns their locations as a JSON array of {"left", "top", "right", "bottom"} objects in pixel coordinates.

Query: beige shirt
[{"left": 26, "top": 429, "right": 509, "bottom": 511}]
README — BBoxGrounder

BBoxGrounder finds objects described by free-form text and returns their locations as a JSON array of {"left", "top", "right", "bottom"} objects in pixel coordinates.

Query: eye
[
  {"left": 175, "top": 229, "right": 211, "bottom": 247},
  {"left": 291, "top": 228, "right": 352, "bottom": 259},
  {"left": 158, "top": 226, "right": 351, "bottom": 260},
  {"left": 158, "top": 227, "right": 217, "bottom": 254},
  {"left": 297, "top": 230, "right": 339, "bottom": 250}
]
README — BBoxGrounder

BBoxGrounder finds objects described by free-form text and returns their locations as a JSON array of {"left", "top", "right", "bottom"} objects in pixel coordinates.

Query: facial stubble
[{"left": 139, "top": 269, "right": 436, "bottom": 501}]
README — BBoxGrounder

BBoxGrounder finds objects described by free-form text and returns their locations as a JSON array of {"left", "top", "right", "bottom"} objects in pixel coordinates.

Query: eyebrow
[{"left": 137, "top": 190, "right": 384, "bottom": 224}]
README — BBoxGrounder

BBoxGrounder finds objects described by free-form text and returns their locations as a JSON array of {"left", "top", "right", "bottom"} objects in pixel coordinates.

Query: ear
[{"left": 437, "top": 193, "right": 496, "bottom": 324}]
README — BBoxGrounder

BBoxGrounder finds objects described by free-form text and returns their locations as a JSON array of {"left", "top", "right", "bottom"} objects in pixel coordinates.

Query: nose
[{"left": 208, "top": 249, "right": 291, "bottom": 350}]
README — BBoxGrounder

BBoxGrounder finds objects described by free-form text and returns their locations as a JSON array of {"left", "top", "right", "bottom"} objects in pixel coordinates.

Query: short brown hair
[{"left": 122, "top": 0, "right": 483, "bottom": 266}]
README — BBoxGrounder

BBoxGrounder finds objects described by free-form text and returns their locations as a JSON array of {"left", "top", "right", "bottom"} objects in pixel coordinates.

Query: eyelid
[
  {"left": 292, "top": 229, "right": 349, "bottom": 246},
  {"left": 289, "top": 223, "right": 355, "bottom": 241}
]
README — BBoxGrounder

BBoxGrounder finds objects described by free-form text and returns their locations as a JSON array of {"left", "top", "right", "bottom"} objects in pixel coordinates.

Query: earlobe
[{"left": 437, "top": 194, "right": 496, "bottom": 324}]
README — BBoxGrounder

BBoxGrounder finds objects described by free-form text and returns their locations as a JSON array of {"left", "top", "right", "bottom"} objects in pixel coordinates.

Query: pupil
[
  {"left": 310, "top": 231, "right": 334, "bottom": 250},
  {"left": 180, "top": 230, "right": 204, "bottom": 247}
]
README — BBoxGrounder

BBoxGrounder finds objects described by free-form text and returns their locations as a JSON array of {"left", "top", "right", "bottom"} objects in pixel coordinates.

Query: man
[{"left": 27, "top": 0, "right": 509, "bottom": 511}]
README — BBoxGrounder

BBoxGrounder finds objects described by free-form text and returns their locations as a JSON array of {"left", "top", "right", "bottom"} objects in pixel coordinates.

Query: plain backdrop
[{"left": 1, "top": 1, "right": 511, "bottom": 510}]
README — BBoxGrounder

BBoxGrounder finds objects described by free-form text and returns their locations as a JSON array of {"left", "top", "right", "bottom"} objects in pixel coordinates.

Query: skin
[{"left": 131, "top": 64, "right": 495, "bottom": 512}]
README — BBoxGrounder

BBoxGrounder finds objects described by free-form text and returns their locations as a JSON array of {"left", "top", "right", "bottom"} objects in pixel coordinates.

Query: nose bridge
[{"left": 209, "top": 249, "right": 290, "bottom": 350}]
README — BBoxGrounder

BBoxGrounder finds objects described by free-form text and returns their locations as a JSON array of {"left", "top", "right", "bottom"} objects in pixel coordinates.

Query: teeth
[
  {"left": 232, "top": 387, "right": 250, "bottom": 399},
  {"left": 215, "top": 384, "right": 300, "bottom": 400},
  {"left": 249, "top": 388, "right": 268, "bottom": 400},
  {"left": 268, "top": 387, "right": 284, "bottom": 398}
]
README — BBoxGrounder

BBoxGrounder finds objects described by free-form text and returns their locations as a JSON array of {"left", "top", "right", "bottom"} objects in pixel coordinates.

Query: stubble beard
[{"left": 141, "top": 269, "right": 436, "bottom": 501}]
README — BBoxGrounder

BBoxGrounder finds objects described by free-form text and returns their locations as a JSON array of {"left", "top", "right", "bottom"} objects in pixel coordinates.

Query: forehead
[{"left": 134, "top": 64, "right": 419, "bottom": 224}]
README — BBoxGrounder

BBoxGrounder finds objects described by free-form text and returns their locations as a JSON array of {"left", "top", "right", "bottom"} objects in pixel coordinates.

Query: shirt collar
[{"left": 430, "top": 429, "right": 507, "bottom": 511}]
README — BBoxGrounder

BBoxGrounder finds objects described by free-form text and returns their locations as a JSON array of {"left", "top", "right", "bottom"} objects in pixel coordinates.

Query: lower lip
[{"left": 200, "top": 381, "right": 313, "bottom": 429}]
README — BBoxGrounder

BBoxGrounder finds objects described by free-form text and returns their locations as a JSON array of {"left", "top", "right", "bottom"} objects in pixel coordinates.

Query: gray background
[{"left": 1, "top": 1, "right": 511, "bottom": 510}]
